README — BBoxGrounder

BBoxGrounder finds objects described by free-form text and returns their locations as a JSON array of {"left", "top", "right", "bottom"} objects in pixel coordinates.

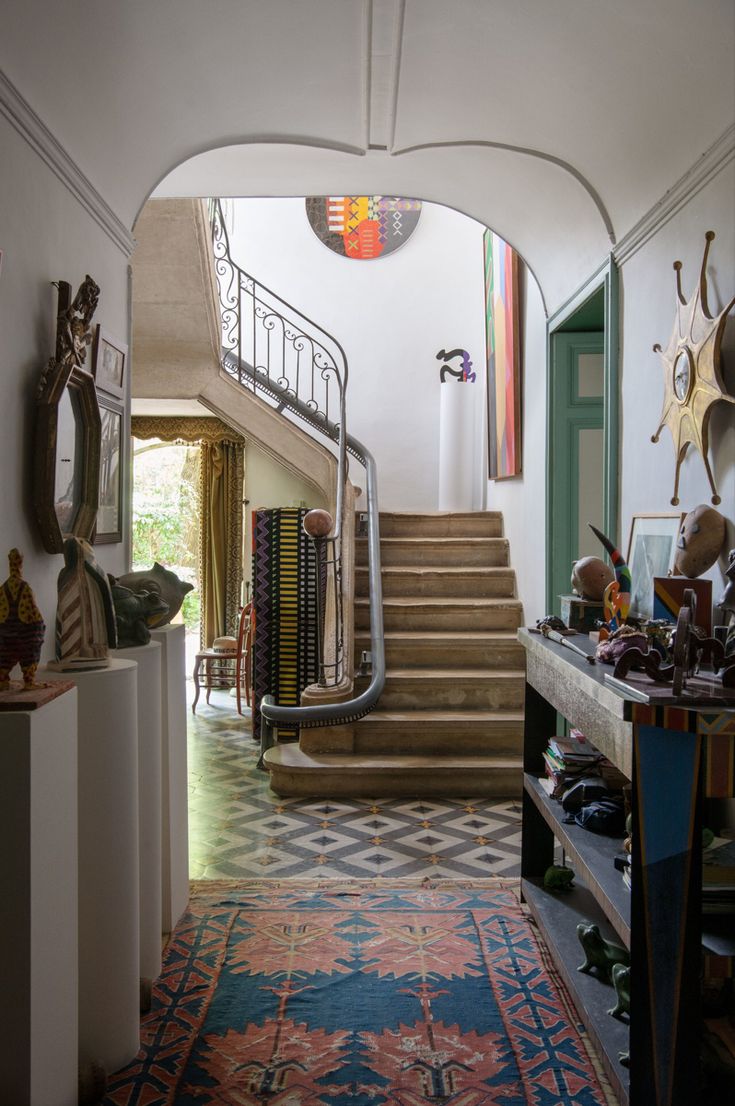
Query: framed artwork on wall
[
  {"left": 93, "top": 326, "right": 127, "bottom": 398},
  {"left": 95, "top": 395, "right": 124, "bottom": 544},
  {"left": 626, "top": 512, "right": 685, "bottom": 619},
  {"left": 484, "top": 229, "right": 521, "bottom": 479}
]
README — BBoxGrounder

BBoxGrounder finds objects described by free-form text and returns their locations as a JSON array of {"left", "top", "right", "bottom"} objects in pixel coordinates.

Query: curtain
[
  {"left": 199, "top": 440, "right": 244, "bottom": 647},
  {"left": 131, "top": 416, "right": 244, "bottom": 647}
]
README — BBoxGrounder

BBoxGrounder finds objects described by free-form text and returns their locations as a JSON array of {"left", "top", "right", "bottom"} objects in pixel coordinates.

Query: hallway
[{"left": 188, "top": 690, "right": 523, "bottom": 881}]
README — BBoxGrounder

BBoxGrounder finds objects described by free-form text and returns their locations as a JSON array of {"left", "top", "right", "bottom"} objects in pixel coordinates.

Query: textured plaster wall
[
  {"left": 0, "top": 113, "right": 130, "bottom": 659},
  {"left": 228, "top": 197, "right": 489, "bottom": 512},
  {"left": 618, "top": 163, "right": 735, "bottom": 617}
]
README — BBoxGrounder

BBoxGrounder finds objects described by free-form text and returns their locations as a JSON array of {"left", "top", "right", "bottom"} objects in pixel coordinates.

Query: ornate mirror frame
[{"left": 34, "top": 278, "right": 102, "bottom": 554}]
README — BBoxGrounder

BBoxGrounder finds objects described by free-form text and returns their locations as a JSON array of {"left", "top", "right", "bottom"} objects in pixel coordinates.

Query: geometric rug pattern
[
  {"left": 188, "top": 693, "right": 522, "bottom": 880},
  {"left": 103, "top": 881, "right": 614, "bottom": 1105}
]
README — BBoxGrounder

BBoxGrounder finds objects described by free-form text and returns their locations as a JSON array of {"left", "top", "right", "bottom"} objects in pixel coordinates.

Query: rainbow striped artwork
[{"left": 484, "top": 229, "right": 521, "bottom": 479}]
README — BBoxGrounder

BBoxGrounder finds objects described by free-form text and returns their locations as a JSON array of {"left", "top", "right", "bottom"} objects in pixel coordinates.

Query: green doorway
[{"left": 546, "top": 265, "right": 619, "bottom": 615}]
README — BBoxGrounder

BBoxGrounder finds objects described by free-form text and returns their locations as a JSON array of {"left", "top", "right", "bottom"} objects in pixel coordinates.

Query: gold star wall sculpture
[{"left": 651, "top": 231, "right": 735, "bottom": 505}]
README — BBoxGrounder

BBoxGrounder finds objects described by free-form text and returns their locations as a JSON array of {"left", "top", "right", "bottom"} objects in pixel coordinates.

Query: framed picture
[
  {"left": 93, "top": 326, "right": 127, "bottom": 398},
  {"left": 626, "top": 512, "right": 685, "bottom": 619},
  {"left": 95, "top": 395, "right": 124, "bottom": 544},
  {"left": 484, "top": 229, "right": 521, "bottom": 479}
]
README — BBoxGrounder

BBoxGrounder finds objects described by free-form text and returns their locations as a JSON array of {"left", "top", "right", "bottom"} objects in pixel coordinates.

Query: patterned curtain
[
  {"left": 199, "top": 440, "right": 244, "bottom": 647},
  {"left": 131, "top": 416, "right": 244, "bottom": 647}
]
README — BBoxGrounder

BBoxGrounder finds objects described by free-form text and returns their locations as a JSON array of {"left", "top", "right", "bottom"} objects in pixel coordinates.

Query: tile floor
[{"left": 188, "top": 688, "right": 523, "bottom": 880}]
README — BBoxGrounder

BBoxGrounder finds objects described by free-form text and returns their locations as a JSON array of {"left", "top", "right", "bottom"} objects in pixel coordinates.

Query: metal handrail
[{"left": 207, "top": 200, "right": 385, "bottom": 753}]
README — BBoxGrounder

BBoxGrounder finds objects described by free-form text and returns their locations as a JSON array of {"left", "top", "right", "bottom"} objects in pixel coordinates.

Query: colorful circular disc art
[{"left": 305, "top": 196, "right": 421, "bottom": 260}]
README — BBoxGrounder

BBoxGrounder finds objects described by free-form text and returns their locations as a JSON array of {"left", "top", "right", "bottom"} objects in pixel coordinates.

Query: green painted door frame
[{"left": 545, "top": 258, "right": 620, "bottom": 612}]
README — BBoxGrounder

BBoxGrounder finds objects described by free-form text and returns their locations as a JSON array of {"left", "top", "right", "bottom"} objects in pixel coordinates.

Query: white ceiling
[{"left": 2, "top": 0, "right": 733, "bottom": 309}]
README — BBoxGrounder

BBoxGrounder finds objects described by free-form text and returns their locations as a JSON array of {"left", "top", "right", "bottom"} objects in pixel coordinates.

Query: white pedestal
[
  {"left": 150, "top": 624, "right": 189, "bottom": 932},
  {"left": 43, "top": 659, "right": 140, "bottom": 1077},
  {"left": 115, "top": 642, "right": 163, "bottom": 985},
  {"left": 438, "top": 382, "right": 478, "bottom": 511},
  {"left": 0, "top": 690, "right": 78, "bottom": 1106}
]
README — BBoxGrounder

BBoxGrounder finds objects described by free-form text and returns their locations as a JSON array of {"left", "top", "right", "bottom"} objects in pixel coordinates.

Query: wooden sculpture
[{"left": 0, "top": 549, "right": 46, "bottom": 689}]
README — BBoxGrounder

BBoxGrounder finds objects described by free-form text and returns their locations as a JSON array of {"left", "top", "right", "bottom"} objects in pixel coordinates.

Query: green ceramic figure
[
  {"left": 576, "top": 922, "right": 629, "bottom": 982},
  {"left": 608, "top": 963, "right": 630, "bottom": 1019},
  {"left": 544, "top": 864, "right": 575, "bottom": 893}
]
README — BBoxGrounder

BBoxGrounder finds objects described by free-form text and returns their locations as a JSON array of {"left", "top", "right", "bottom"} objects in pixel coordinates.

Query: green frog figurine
[
  {"left": 544, "top": 864, "right": 575, "bottom": 893},
  {"left": 576, "top": 922, "right": 629, "bottom": 982}
]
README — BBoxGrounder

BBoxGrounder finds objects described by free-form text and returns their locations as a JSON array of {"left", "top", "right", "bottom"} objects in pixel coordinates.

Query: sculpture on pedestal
[
  {"left": 0, "top": 549, "right": 46, "bottom": 689},
  {"left": 53, "top": 537, "right": 117, "bottom": 669}
]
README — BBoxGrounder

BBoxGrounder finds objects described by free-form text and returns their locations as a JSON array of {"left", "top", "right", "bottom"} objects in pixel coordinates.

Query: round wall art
[{"left": 305, "top": 196, "right": 421, "bottom": 260}]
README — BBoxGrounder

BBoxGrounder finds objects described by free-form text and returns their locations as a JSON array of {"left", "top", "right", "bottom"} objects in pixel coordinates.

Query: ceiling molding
[
  {"left": 391, "top": 138, "right": 616, "bottom": 243},
  {"left": 0, "top": 69, "right": 135, "bottom": 257},
  {"left": 613, "top": 123, "right": 735, "bottom": 268}
]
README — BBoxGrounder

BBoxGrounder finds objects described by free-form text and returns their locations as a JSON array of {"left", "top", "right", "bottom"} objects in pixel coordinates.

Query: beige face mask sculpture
[{"left": 673, "top": 505, "right": 726, "bottom": 578}]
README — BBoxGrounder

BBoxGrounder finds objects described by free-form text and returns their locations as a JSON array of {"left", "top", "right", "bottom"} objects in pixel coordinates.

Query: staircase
[{"left": 265, "top": 510, "right": 525, "bottom": 797}]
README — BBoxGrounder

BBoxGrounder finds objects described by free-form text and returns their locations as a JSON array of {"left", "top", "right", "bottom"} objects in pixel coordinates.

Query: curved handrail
[
  {"left": 206, "top": 199, "right": 385, "bottom": 755},
  {"left": 260, "top": 429, "right": 385, "bottom": 744}
]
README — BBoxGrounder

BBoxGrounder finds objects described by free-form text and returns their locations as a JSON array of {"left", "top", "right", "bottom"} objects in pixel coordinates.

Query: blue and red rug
[{"left": 104, "top": 881, "right": 613, "bottom": 1105}]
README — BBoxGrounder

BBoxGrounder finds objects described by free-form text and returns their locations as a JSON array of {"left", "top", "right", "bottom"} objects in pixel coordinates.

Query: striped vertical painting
[{"left": 484, "top": 229, "right": 522, "bottom": 478}]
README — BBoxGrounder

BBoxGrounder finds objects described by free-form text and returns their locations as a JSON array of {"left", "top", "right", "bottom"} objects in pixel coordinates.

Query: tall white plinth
[
  {"left": 438, "top": 382, "right": 478, "bottom": 511},
  {"left": 0, "top": 689, "right": 78, "bottom": 1106},
  {"left": 150, "top": 624, "right": 189, "bottom": 932},
  {"left": 116, "top": 642, "right": 163, "bottom": 985},
  {"left": 43, "top": 659, "right": 140, "bottom": 1077}
]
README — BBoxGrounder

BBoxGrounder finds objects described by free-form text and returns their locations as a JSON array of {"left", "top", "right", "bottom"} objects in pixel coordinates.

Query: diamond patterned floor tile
[{"left": 187, "top": 687, "right": 522, "bottom": 880}]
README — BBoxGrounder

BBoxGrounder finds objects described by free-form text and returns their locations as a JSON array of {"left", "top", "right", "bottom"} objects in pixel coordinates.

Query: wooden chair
[{"left": 191, "top": 603, "right": 252, "bottom": 715}]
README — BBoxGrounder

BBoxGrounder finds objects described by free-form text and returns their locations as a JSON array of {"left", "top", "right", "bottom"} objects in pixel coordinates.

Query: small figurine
[
  {"left": 0, "top": 549, "right": 46, "bottom": 689},
  {"left": 590, "top": 524, "right": 632, "bottom": 630},
  {"left": 576, "top": 922, "right": 629, "bottom": 982},
  {"left": 717, "top": 549, "right": 735, "bottom": 618},
  {"left": 109, "top": 580, "right": 169, "bottom": 647},
  {"left": 53, "top": 537, "right": 117, "bottom": 669},
  {"left": 571, "top": 556, "right": 614, "bottom": 601},
  {"left": 544, "top": 864, "right": 575, "bottom": 893},
  {"left": 673, "top": 505, "right": 726, "bottom": 578},
  {"left": 115, "top": 562, "right": 194, "bottom": 627},
  {"left": 608, "top": 963, "right": 630, "bottom": 1020}
]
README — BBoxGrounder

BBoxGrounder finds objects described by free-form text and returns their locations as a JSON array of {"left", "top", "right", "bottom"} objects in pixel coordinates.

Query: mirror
[{"left": 34, "top": 278, "right": 102, "bottom": 554}]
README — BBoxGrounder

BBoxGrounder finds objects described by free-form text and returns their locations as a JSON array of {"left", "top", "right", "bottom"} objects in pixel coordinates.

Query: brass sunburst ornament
[{"left": 651, "top": 230, "right": 735, "bottom": 505}]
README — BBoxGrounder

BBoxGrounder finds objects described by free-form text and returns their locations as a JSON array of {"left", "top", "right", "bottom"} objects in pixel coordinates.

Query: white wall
[
  {"left": 619, "top": 163, "right": 735, "bottom": 616},
  {"left": 0, "top": 114, "right": 131, "bottom": 661},
  {"left": 229, "top": 198, "right": 488, "bottom": 512},
  {"left": 486, "top": 269, "right": 548, "bottom": 623}
]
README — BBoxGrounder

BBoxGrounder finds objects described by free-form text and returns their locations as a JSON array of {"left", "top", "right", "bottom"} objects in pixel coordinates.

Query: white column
[
  {"left": 149, "top": 624, "right": 189, "bottom": 933},
  {"left": 0, "top": 689, "right": 78, "bottom": 1106},
  {"left": 115, "top": 641, "right": 163, "bottom": 987},
  {"left": 438, "top": 382, "right": 479, "bottom": 511},
  {"left": 43, "top": 659, "right": 140, "bottom": 1077}
]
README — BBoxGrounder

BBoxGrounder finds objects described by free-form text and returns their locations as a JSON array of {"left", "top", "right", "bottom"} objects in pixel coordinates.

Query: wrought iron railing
[{"left": 207, "top": 199, "right": 385, "bottom": 751}]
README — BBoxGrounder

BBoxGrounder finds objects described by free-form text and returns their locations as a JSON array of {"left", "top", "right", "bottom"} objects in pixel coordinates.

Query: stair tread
[
  {"left": 265, "top": 746, "right": 523, "bottom": 770},
  {"left": 355, "top": 597, "right": 523, "bottom": 607},
  {"left": 355, "top": 630, "right": 522, "bottom": 640},
  {"left": 377, "top": 511, "right": 503, "bottom": 518},
  {"left": 358, "top": 536, "right": 507, "bottom": 544},
  {"left": 359, "top": 708, "right": 524, "bottom": 721},
  {"left": 377, "top": 668, "right": 524, "bottom": 678},
  {"left": 355, "top": 566, "right": 514, "bottom": 575}
]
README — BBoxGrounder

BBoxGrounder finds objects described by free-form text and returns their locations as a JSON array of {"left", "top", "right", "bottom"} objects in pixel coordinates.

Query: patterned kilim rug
[{"left": 104, "top": 880, "right": 615, "bottom": 1106}]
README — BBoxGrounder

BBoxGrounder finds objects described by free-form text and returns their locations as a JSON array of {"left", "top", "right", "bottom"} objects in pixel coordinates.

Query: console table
[{"left": 518, "top": 627, "right": 735, "bottom": 1106}]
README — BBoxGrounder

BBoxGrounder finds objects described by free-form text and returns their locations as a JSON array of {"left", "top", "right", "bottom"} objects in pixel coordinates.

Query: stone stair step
[
  {"left": 356, "top": 536, "right": 510, "bottom": 567},
  {"left": 354, "top": 630, "right": 526, "bottom": 670},
  {"left": 355, "top": 565, "right": 516, "bottom": 598},
  {"left": 376, "top": 511, "right": 504, "bottom": 538},
  {"left": 352, "top": 709, "right": 524, "bottom": 756},
  {"left": 355, "top": 597, "right": 523, "bottom": 632},
  {"left": 356, "top": 668, "right": 525, "bottom": 710},
  {"left": 263, "top": 743, "right": 523, "bottom": 798}
]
